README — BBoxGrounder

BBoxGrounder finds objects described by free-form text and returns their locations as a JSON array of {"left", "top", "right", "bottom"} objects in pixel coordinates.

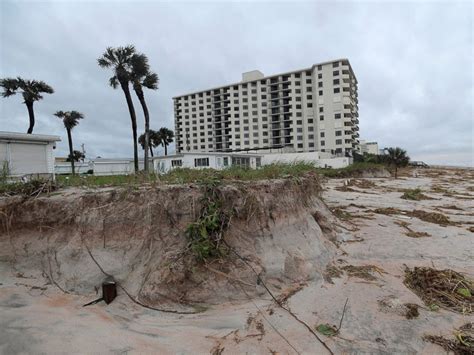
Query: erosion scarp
[{"left": 0, "top": 175, "right": 338, "bottom": 309}]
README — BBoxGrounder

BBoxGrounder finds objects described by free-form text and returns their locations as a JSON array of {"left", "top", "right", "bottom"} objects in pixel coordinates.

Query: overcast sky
[{"left": 0, "top": 0, "right": 472, "bottom": 166}]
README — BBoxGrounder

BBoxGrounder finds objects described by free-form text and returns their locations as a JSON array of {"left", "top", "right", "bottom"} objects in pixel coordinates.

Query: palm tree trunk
[
  {"left": 25, "top": 101, "right": 35, "bottom": 134},
  {"left": 134, "top": 87, "right": 150, "bottom": 172},
  {"left": 149, "top": 146, "right": 154, "bottom": 157},
  {"left": 67, "top": 128, "right": 75, "bottom": 176},
  {"left": 164, "top": 144, "right": 168, "bottom": 156},
  {"left": 120, "top": 82, "right": 139, "bottom": 173}
]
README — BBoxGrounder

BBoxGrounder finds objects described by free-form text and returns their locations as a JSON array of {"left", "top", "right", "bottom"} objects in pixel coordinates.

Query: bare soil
[{"left": 1, "top": 167, "right": 473, "bottom": 354}]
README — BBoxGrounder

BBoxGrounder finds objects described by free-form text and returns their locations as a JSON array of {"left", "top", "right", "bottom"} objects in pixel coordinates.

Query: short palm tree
[
  {"left": 157, "top": 127, "right": 174, "bottom": 156},
  {"left": 385, "top": 147, "right": 410, "bottom": 178},
  {"left": 0, "top": 77, "right": 54, "bottom": 133},
  {"left": 97, "top": 45, "right": 139, "bottom": 173},
  {"left": 130, "top": 53, "right": 159, "bottom": 172},
  {"left": 54, "top": 111, "right": 84, "bottom": 176},
  {"left": 138, "top": 129, "right": 157, "bottom": 157}
]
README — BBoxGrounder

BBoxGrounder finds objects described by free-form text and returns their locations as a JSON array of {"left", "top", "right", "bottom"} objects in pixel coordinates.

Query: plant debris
[
  {"left": 404, "top": 267, "right": 473, "bottom": 314},
  {"left": 411, "top": 210, "right": 453, "bottom": 226},
  {"left": 423, "top": 323, "right": 474, "bottom": 355},
  {"left": 324, "top": 265, "right": 343, "bottom": 283},
  {"left": 404, "top": 303, "right": 420, "bottom": 319},
  {"left": 373, "top": 207, "right": 405, "bottom": 215},
  {"left": 341, "top": 265, "right": 385, "bottom": 281},
  {"left": 394, "top": 220, "right": 431, "bottom": 238},
  {"left": 331, "top": 207, "right": 354, "bottom": 221}
]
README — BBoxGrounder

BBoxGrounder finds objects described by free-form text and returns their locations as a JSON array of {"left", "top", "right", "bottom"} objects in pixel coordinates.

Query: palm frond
[
  {"left": 109, "top": 76, "right": 119, "bottom": 89},
  {"left": 142, "top": 72, "right": 159, "bottom": 90}
]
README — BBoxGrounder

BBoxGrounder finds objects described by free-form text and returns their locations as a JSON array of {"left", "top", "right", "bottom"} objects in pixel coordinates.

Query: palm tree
[
  {"left": 130, "top": 53, "right": 159, "bottom": 172},
  {"left": 157, "top": 127, "right": 174, "bottom": 156},
  {"left": 0, "top": 77, "right": 54, "bottom": 133},
  {"left": 139, "top": 129, "right": 157, "bottom": 157},
  {"left": 54, "top": 111, "right": 84, "bottom": 176},
  {"left": 385, "top": 147, "right": 410, "bottom": 178},
  {"left": 97, "top": 45, "right": 139, "bottom": 173}
]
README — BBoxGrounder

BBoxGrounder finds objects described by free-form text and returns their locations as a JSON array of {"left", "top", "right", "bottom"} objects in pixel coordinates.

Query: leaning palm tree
[
  {"left": 130, "top": 53, "right": 159, "bottom": 172},
  {"left": 54, "top": 111, "right": 84, "bottom": 176},
  {"left": 0, "top": 77, "right": 54, "bottom": 133},
  {"left": 385, "top": 147, "right": 410, "bottom": 178},
  {"left": 157, "top": 127, "right": 174, "bottom": 156},
  {"left": 97, "top": 45, "right": 139, "bottom": 173}
]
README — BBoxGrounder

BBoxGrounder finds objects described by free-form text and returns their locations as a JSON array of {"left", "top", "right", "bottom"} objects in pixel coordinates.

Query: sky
[{"left": 0, "top": 0, "right": 472, "bottom": 166}]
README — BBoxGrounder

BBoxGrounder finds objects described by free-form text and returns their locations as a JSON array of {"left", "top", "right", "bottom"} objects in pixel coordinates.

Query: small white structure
[
  {"left": 0, "top": 131, "right": 61, "bottom": 180},
  {"left": 153, "top": 152, "right": 262, "bottom": 173}
]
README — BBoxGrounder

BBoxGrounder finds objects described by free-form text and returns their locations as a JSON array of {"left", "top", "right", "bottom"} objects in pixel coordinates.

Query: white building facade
[
  {"left": 0, "top": 131, "right": 61, "bottom": 180},
  {"left": 173, "top": 58, "right": 359, "bottom": 157},
  {"left": 359, "top": 140, "right": 379, "bottom": 155},
  {"left": 153, "top": 152, "right": 262, "bottom": 174}
]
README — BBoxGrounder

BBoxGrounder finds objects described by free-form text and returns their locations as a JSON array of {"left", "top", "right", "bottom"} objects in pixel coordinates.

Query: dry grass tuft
[
  {"left": 341, "top": 265, "right": 385, "bottom": 281},
  {"left": 423, "top": 323, "right": 473, "bottom": 355},
  {"left": 404, "top": 267, "right": 473, "bottom": 314}
]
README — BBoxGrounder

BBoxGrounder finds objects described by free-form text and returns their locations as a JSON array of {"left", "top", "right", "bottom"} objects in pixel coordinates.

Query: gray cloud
[{"left": 0, "top": 1, "right": 472, "bottom": 165}]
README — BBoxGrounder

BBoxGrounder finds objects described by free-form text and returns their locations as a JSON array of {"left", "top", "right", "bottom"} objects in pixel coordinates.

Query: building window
[
  {"left": 335, "top": 113, "right": 341, "bottom": 119},
  {"left": 232, "top": 156, "right": 250, "bottom": 168},
  {"left": 319, "top": 90, "right": 323, "bottom": 96},
  {"left": 318, "top": 73, "right": 322, "bottom": 79},
  {"left": 223, "top": 157, "right": 229, "bottom": 166},
  {"left": 318, "top": 65, "right": 322, "bottom": 70},
  {"left": 321, "top": 140, "right": 325, "bottom": 146},
  {"left": 171, "top": 159, "right": 182, "bottom": 167},
  {"left": 333, "top": 70, "right": 339, "bottom": 76},
  {"left": 256, "top": 157, "right": 261, "bottom": 167},
  {"left": 319, "top": 107, "right": 324, "bottom": 112},
  {"left": 320, "top": 132, "right": 325, "bottom": 138},
  {"left": 336, "top": 130, "right": 342, "bottom": 136},
  {"left": 336, "top": 139, "right": 342, "bottom": 145},
  {"left": 334, "top": 88, "right": 340, "bottom": 93},
  {"left": 333, "top": 79, "right": 340, "bottom": 85},
  {"left": 319, "top": 115, "right": 324, "bottom": 121},
  {"left": 318, "top": 82, "right": 323, "bottom": 88},
  {"left": 194, "top": 158, "right": 209, "bottom": 167},
  {"left": 333, "top": 62, "right": 339, "bottom": 68}
]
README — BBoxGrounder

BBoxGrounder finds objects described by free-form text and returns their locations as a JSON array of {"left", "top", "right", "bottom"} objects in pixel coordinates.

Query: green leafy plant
[
  {"left": 186, "top": 179, "right": 230, "bottom": 262},
  {"left": 316, "top": 324, "right": 338, "bottom": 337}
]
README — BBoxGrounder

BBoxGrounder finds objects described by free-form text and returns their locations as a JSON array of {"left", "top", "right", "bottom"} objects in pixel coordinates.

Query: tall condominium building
[{"left": 173, "top": 58, "right": 359, "bottom": 156}]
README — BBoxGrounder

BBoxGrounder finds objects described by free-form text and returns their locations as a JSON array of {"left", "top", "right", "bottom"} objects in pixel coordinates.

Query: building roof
[
  {"left": 172, "top": 58, "right": 356, "bottom": 99},
  {"left": 0, "top": 131, "right": 61, "bottom": 143},
  {"left": 153, "top": 152, "right": 262, "bottom": 160}
]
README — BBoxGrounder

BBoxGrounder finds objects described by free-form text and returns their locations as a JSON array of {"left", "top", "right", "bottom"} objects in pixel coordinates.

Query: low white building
[
  {"left": 0, "top": 131, "right": 61, "bottom": 180},
  {"left": 153, "top": 152, "right": 262, "bottom": 173},
  {"left": 153, "top": 151, "right": 351, "bottom": 174}
]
